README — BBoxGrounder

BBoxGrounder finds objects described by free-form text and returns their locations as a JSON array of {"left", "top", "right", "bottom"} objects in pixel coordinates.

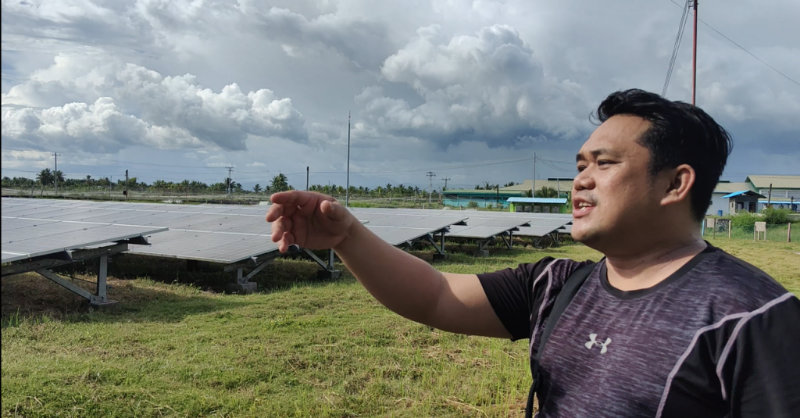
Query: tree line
[
  {"left": 3, "top": 170, "right": 432, "bottom": 197},
  {"left": 2, "top": 169, "right": 558, "bottom": 198}
]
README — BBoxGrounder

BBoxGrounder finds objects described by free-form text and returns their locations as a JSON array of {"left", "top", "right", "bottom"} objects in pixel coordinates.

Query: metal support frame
[
  {"left": 234, "top": 261, "right": 269, "bottom": 292},
  {"left": 36, "top": 253, "right": 115, "bottom": 305},
  {"left": 498, "top": 231, "right": 514, "bottom": 249},
  {"left": 222, "top": 247, "right": 341, "bottom": 291},
  {"left": 224, "top": 251, "right": 285, "bottom": 291},
  {"left": 476, "top": 238, "right": 492, "bottom": 253},
  {"left": 471, "top": 231, "right": 515, "bottom": 257},
  {"left": 424, "top": 228, "right": 450, "bottom": 256},
  {"left": 532, "top": 231, "right": 560, "bottom": 248},
  {"left": 2, "top": 242, "right": 131, "bottom": 306},
  {"left": 302, "top": 248, "right": 340, "bottom": 279}
]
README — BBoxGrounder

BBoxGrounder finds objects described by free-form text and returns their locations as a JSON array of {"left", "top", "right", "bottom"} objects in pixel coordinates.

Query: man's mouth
[{"left": 573, "top": 200, "right": 595, "bottom": 217}]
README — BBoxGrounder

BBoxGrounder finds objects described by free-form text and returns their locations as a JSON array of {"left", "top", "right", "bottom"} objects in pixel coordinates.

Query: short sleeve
[{"left": 478, "top": 257, "right": 588, "bottom": 341}]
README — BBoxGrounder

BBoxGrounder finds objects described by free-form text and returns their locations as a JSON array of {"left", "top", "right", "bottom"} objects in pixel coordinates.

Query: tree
[
  {"left": 535, "top": 186, "right": 558, "bottom": 198},
  {"left": 254, "top": 183, "right": 262, "bottom": 193},
  {"left": 209, "top": 182, "right": 227, "bottom": 192},
  {"left": 151, "top": 179, "right": 169, "bottom": 191},
  {"left": 270, "top": 173, "right": 290, "bottom": 192},
  {"left": 37, "top": 168, "right": 54, "bottom": 186}
]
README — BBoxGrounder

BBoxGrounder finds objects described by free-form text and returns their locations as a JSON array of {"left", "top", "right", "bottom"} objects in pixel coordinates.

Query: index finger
[{"left": 265, "top": 191, "right": 300, "bottom": 222}]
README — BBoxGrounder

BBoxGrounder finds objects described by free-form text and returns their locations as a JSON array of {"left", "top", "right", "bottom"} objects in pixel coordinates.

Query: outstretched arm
[{"left": 266, "top": 191, "right": 510, "bottom": 338}]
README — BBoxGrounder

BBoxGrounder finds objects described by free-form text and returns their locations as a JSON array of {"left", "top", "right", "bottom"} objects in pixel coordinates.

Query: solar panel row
[
  {"left": 1, "top": 214, "right": 167, "bottom": 263},
  {"left": 1, "top": 198, "right": 572, "bottom": 265}
]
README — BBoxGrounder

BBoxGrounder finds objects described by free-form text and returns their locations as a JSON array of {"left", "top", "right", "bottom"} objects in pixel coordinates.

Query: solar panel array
[
  {"left": 446, "top": 211, "right": 535, "bottom": 239},
  {"left": 512, "top": 213, "right": 573, "bottom": 238},
  {"left": 1, "top": 198, "right": 573, "bottom": 266},
  {"left": 2, "top": 199, "right": 167, "bottom": 263},
  {"left": 349, "top": 208, "right": 468, "bottom": 246},
  {"left": 447, "top": 210, "right": 572, "bottom": 239}
]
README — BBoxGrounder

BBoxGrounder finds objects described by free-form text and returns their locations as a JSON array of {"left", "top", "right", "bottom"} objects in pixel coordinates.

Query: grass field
[{"left": 2, "top": 238, "right": 798, "bottom": 417}]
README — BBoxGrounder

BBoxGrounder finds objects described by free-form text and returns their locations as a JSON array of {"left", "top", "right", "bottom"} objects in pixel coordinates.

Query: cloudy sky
[{"left": 2, "top": 0, "right": 799, "bottom": 192}]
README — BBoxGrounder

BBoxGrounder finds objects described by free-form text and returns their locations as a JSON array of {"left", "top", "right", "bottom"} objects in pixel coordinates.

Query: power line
[
  {"left": 701, "top": 19, "right": 800, "bottom": 88},
  {"left": 667, "top": 0, "right": 800, "bottom": 89},
  {"left": 663, "top": 0, "right": 691, "bottom": 96}
]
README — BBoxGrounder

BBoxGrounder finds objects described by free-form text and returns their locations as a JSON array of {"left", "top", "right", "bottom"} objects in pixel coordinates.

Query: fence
[{"left": 703, "top": 217, "right": 793, "bottom": 242}]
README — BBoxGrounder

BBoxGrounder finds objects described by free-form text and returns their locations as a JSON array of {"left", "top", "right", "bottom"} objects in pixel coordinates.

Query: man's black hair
[{"left": 596, "top": 89, "right": 732, "bottom": 221}]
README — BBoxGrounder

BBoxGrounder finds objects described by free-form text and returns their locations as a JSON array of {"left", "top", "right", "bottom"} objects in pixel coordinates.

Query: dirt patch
[{"left": 1, "top": 272, "right": 93, "bottom": 319}]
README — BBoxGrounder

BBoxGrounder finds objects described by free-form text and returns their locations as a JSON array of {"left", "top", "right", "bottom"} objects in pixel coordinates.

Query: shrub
[
  {"left": 730, "top": 212, "right": 758, "bottom": 231},
  {"left": 763, "top": 207, "right": 790, "bottom": 225}
]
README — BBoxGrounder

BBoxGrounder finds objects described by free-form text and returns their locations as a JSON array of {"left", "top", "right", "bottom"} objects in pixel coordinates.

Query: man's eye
[
  {"left": 597, "top": 160, "right": 613, "bottom": 166},
  {"left": 576, "top": 165, "right": 586, "bottom": 172}
]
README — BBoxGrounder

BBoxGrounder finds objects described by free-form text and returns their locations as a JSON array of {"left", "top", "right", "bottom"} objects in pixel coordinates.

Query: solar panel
[
  {"left": 511, "top": 216, "right": 572, "bottom": 238},
  {"left": 1, "top": 215, "right": 167, "bottom": 263},
  {"left": 127, "top": 229, "right": 277, "bottom": 264},
  {"left": 0, "top": 198, "right": 273, "bottom": 264},
  {"left": 446, "top": 212, "right": 534, "bottom": 239},
  {"left": 4, "top": 198, "right": 543, "bottom": 264},
  {"left": 349, "top": 208, "right": 468, "bottom": 246}
]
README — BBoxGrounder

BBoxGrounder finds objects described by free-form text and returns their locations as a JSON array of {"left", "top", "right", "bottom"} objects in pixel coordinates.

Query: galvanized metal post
[{"left": 96, "top": 254, "right": 108, "bottom": 303}]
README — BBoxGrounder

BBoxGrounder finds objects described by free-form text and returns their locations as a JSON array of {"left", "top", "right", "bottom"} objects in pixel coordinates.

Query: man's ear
[{"left": 660, "top": 164, "right": 695, "bottom": 206}]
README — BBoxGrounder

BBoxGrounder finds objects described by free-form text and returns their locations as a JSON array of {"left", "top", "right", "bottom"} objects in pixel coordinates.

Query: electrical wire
[
  {"left": 663, "top": 0, "right": 691, "bottom": 96},
  {"left": 666, "top": 0, "right": 800, "bottom": 89}
]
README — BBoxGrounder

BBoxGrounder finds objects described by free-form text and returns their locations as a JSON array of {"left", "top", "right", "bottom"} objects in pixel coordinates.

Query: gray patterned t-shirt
[{"left": 478, "top": 245, "right": 800, "bottom": 417}]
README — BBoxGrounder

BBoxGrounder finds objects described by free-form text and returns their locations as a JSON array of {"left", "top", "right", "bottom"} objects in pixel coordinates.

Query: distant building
[
  {"left": 494, "top": 174, "right": 800, "bottom": 216},
  {"left": 709, "top": 181, "right": 750, "bottom": 216},
  {"left": 745, "top": 175, "right": 800, "bottom": 212},
  {"left": 442, "top": 189, "right": 524, "bottom": 209},
  {"left": 710, "top": 175, "right": 800, "bottom": 215},
  {"left": 507, "top": 197, "right": 569, "bottom": 213},
  {"left": 501, "top": 178, "right": 573, "bottom": 198},
  {"left": 721, "top": 190, "right": 766, "bottom": 215}
]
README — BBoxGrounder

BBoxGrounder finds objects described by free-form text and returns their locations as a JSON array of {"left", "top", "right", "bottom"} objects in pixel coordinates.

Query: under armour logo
[{"left": 585, "top": 333, "right": 611, "bottom": 354}]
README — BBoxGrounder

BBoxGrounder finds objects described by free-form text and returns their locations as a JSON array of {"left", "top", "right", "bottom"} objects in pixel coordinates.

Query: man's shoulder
[
  {"left": 692, "top": 245, "right": 790, "bottom": 309},
  {"left": 509, "top": 257, "right": 595, "bottom": 283},
  {"left": 477, "top": 257, "right": 597, "bottom": 293}
]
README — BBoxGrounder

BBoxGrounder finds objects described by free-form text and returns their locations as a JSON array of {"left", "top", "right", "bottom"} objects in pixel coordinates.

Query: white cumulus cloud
[{"left": 1, "top": 54, "right": 308, "bottom": 153}]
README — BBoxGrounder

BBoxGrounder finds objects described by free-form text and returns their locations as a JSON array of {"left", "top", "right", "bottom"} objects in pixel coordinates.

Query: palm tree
[{"left": 37, "top": 169, "right": 54, "bottom": 186}]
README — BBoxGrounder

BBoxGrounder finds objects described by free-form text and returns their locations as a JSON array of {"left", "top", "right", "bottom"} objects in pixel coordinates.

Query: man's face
[{"left": 571, "top": 114, "right": 662, "bottom": 252}]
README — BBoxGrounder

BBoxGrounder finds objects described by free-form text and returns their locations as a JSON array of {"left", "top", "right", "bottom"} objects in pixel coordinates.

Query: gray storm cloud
[
  {"left": 355, "top": 24, "right": 588, "bottom": 147},
  {"left": 1, "top": 55, "right": 308, "bottom": 153},
  {"left": 1, "top": 0, "right": 798, "bottom": 187}
]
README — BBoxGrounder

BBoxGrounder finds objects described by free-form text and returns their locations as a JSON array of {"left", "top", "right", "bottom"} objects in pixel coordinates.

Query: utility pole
[
  {"left": 767, "top": 183, "right": 773, "bottom": 209},
  {"left": 346, "top": 112, "right": 351, "bottom": 207},
  {"left": 441, "top": 177, "right": 451, "bottom": 191},
  {"left": 124, "top": 169, "right": 129, "bottom": 200},
  {"left": 531, "top": 152, "right": 536, "bottom": 197},
  {"left": 691, "top": 0, "right": 698, "bottom": 105},
  {"left": 306, "top": 166, "right": 310, "bottom": 191},
  {"left": 53, "top": 152, "right": 61, "bottom": 194},
  {"left": 226, "top": 166, "right": 234, "bottom": 196},
  {"left": 426, "top": 171, "right": 436, "bottom": 204}
]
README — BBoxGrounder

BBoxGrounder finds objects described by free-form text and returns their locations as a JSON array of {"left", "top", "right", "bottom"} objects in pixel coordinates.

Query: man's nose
[{"left": 573, "top": 169, "right": 594, "bottom": 191}]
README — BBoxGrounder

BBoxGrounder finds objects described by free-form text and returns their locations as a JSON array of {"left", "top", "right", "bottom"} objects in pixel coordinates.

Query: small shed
[
  {"left": 507, "top": 197, "right": 568, "bottom": 213},
  {"left": 722, "top": 190, "right": 765, "bottom": 214}
]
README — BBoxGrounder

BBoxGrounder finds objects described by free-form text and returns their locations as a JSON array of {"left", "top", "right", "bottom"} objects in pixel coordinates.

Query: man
[{"left": 266, "top": 89, "right": 799, "bottom": 417}]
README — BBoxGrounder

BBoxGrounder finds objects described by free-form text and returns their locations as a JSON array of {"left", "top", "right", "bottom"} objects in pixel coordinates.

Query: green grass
[{"left": 2, "top": 239, "right": 798, "bottom": 417}]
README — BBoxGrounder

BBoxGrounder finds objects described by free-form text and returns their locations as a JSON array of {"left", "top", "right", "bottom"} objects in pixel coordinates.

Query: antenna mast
[{"left": 691, "top": 0, "right": 698, "bottom": 105}]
